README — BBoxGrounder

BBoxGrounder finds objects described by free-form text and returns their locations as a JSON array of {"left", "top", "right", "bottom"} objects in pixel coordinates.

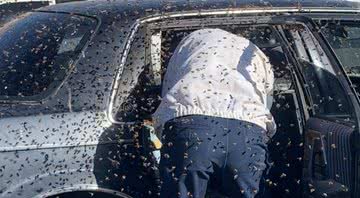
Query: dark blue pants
[{"left": 160, "top": 115, "right": 270, "bottom": 198}]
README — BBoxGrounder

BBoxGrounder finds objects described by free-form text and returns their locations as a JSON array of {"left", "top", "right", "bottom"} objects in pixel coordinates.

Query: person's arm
[
  {"left": 258, "top": 49, "right": 275, "bottom": 110},
  {"left": 259, "top": 49, "right": 277, "bottom": 134}
]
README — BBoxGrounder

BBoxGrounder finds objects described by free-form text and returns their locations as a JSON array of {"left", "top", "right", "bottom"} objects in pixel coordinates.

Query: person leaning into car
[{"left": 153, "top": 28, "right": 276, "bottom": 198}]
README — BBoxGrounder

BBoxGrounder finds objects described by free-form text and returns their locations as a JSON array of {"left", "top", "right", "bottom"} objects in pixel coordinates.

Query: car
[{"left": 0, "top": 0, "right": 360, "bottom": 197}]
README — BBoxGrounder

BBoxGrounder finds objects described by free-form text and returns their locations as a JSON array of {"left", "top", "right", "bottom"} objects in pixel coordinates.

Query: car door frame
[
  {"left": 110, "top": 12, "right": 316, "bottom": 197},
  {"left": 308, "top": 14, "right": 360, "bottom": 198},
  {"left": 279, "top": 15, "right": 360, "bottom": 198},
  {"left": 107, "top": 10, "right": 360, "bottom": 197}
]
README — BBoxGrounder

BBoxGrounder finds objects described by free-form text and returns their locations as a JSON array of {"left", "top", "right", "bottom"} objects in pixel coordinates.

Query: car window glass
[
  {"left": 319, "top": 21, "right": 360, "bottom": 96},
  {"left": 284, "top": 25, "right": 353, "bottom": 119},
  {"left": 112, "top": 27, "right": 160, "bottom": 122},
  {"left": 0, "top": 12, "right": 96, "bottom": 101}
]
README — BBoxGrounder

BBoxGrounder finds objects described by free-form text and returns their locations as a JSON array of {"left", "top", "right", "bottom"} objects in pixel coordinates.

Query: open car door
[
  {"left": 281, "top": 16, "right": 360, "bottom": 198},
  {"left": 109, "top": 14, "right": 360, "bottom": 198}
]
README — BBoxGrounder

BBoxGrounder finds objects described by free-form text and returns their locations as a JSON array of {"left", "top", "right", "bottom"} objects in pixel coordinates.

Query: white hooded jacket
[{"left": 153, "top": 28, "right": 276, "bottom": 136}]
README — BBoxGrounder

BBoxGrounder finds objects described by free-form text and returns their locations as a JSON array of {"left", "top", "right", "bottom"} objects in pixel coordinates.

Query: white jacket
[{"left": 153, "top": 28, "right": 276, "bottom": 135}]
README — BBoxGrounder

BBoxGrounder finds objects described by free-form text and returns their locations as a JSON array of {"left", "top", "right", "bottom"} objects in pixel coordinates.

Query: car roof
[
  {"left": 38, "top": 0, "right": 360, "bottom": 20},
  {"left": 31, "top": 0, "right": 360, "bottom": 113}
]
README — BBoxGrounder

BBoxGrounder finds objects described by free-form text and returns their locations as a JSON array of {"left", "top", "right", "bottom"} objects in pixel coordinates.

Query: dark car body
[{"left": 1, "top": 0, "right": 360, "bottom": 198}]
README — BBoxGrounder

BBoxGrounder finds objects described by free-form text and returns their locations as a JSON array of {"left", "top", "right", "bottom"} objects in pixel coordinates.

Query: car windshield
[
  {"left": 0, "top": 12, "right": 96, "bottom": 100},
  {"left": 320, "top": 21, "right": 360, "bottom": 95}
]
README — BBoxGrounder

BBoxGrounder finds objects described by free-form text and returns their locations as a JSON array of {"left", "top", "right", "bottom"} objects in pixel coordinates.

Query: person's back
[
  {"left": 154, "top": 28, "right": 275, "bottom": 198},
  {"left": 154, "top": 29, "right": 275, "bottom": 136}
]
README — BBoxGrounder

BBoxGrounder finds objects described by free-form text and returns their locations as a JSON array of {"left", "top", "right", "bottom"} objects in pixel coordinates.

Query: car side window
[
  {"left": 0, "top": 12, "right": 96, "bottom": 101},
  {"left": 284, "top": 25, "right": 353, "bottom": 119},
  {"left": 111, "top": 27, "right": 161, "bottom": 122}
]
